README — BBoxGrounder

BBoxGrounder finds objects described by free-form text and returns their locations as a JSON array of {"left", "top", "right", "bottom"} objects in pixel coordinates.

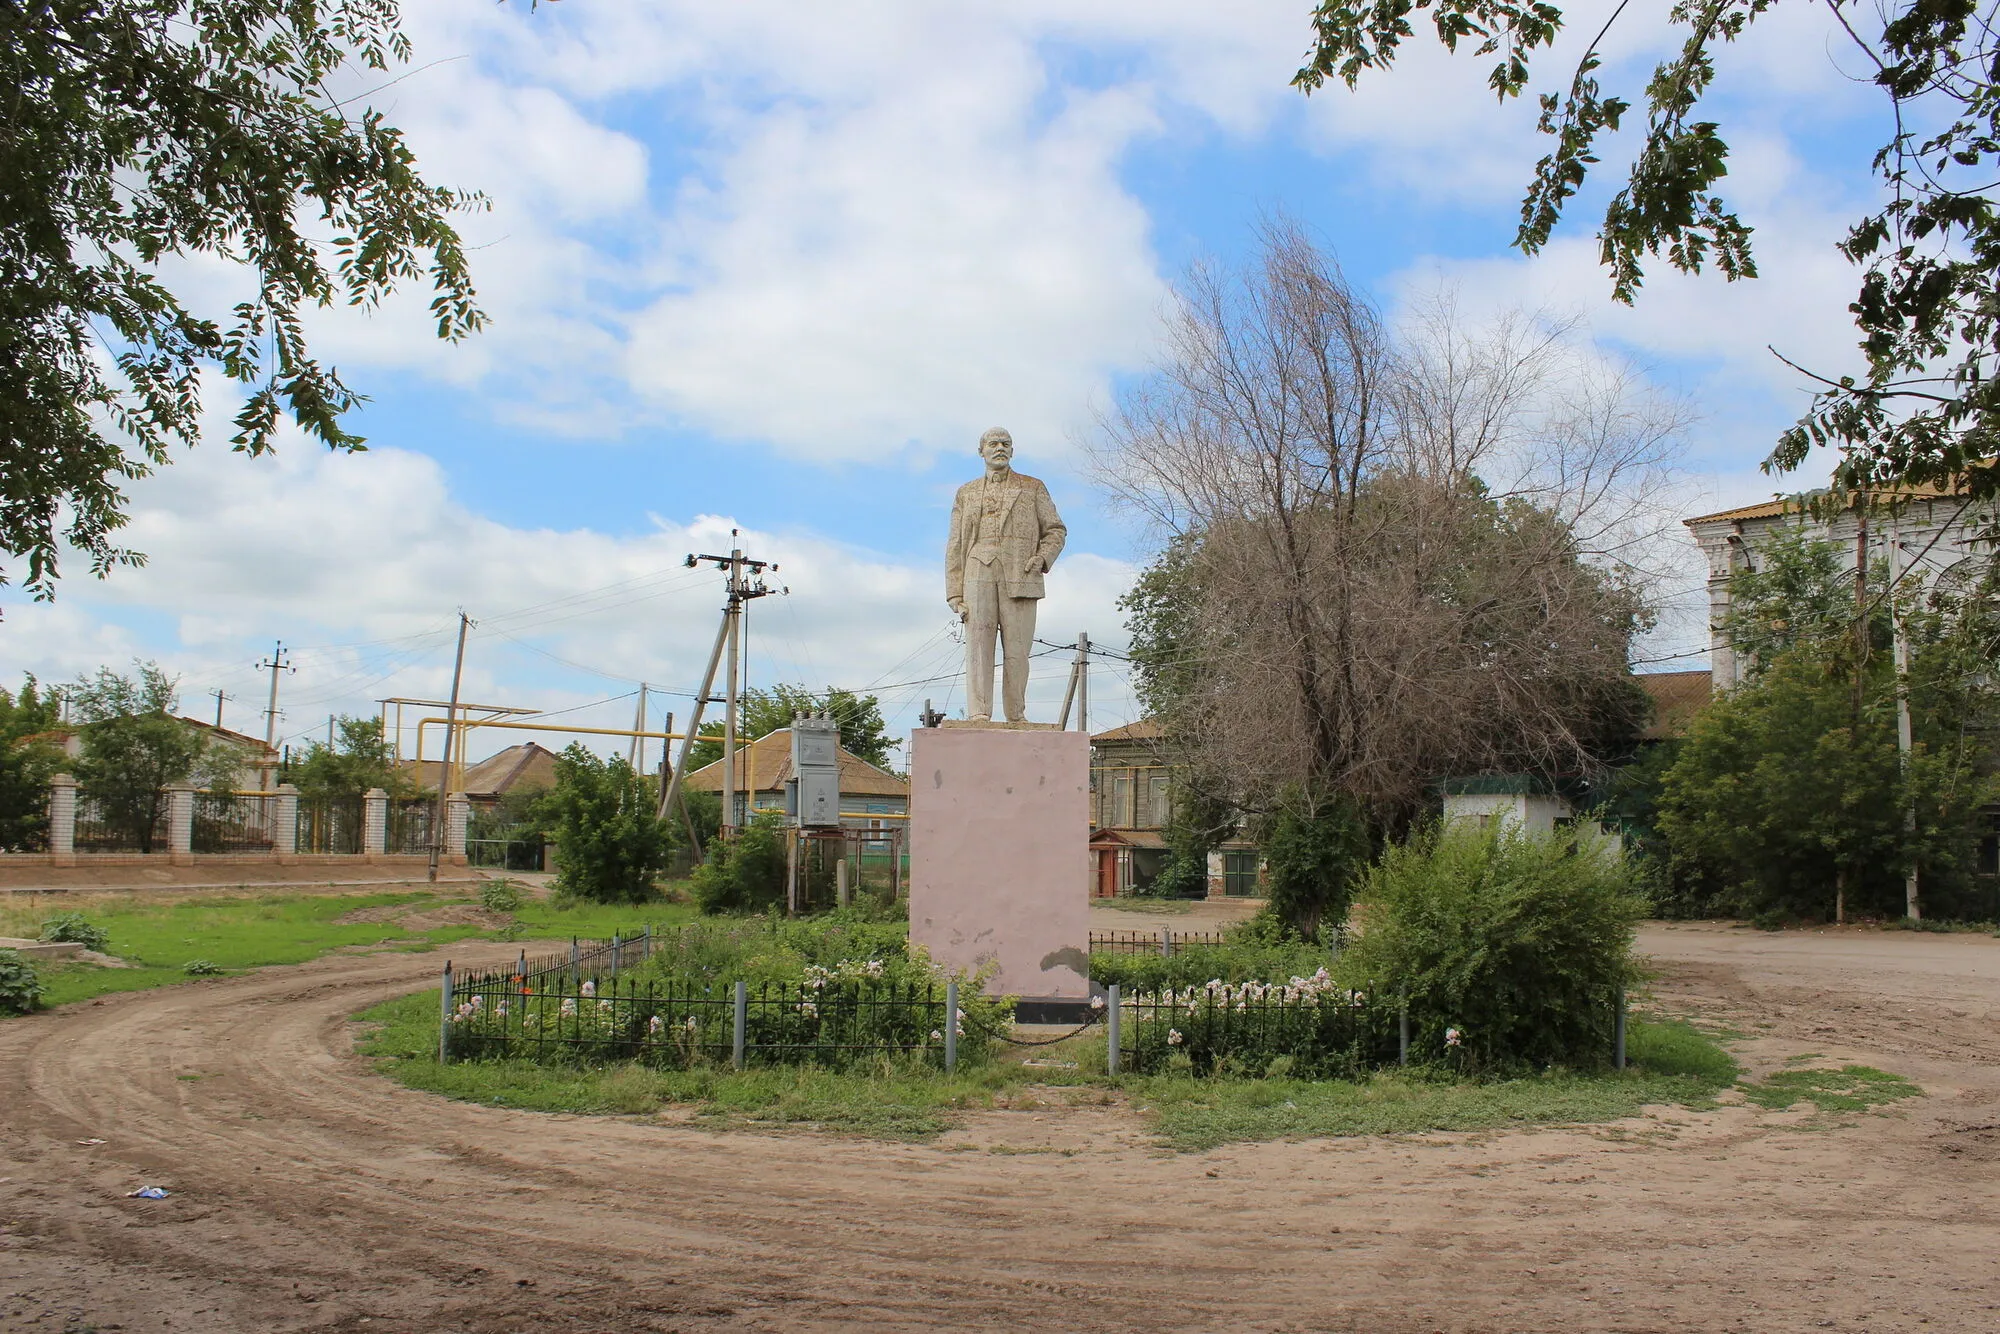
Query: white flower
[
  {"left": 684, "top": 1015, "right": 699, "bottom": 1031},
  {"left": 1090, "top": 996, "right": 1106, "bottom": 1011},
  {"left": 929, "top": 1030, "right": 944, "bottom": 1043},
  {"left": 1167, "top": 1028, "right": 1184, "bottom": 1046},
  {"left": 864, "top": 960, "right": 884, "bottom": 979},
  {"left": 800, "top": 1001, "right": 819, "bottom": 1018},
  {"left": 580, "top": 980, "right": 595, "bottom": 998},
  {"left": 1445, "top": 1027, "right": 1463, "bottom": 1048},
  {"left": 560, "top": 998, "right": 577, "bottom": 1017},
  {"left": 648, "top": 1015, "right": 665, "bottom": 1036}
]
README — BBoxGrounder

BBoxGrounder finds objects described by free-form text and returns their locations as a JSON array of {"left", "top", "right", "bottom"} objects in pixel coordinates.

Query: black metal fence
[
  {"left": 191, "top": 792, "right": 278, "bottom": 854},
  {"left": 386, "top": 799, "right": 433, "bottom": 855},
  {"left": 295, "top": 796, "right": 363, "bottom": 854},
  {"left": 467, "top": 833, "right": 546, "bottom": 871},
  {"left": 1112, "top": 982, "right": 1397, "bottom": 1078},
  {"left": 441, "top": 969, "right": 952, "bottom": 1069},
  {"left": 73, "top": 793, "right": 167, "bottom": 854},
  {"left": 1089, "top": 929, "right": 1230, "bottom": 956}
]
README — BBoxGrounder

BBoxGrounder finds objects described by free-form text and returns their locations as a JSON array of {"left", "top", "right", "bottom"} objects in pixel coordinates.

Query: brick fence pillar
[
  {"left": 49, "top": 774, "right": 77, "bottom": 867},
  {"left": 166, "top": 782, "right": 196, "bottom": 865},
  {"left": 273, "top": 784, "right": 299, "bottom": 862},
  {"left": 363, "top": 788, "right": 388, "bottom": 862},
  {"left": 445, "top": 793, "right": 470, "bottom": 866}
]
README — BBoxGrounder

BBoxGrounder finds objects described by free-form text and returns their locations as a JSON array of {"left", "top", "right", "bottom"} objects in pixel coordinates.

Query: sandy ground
[{"left": 1, "top": 924, "right": 1997, "bottom": 1333}]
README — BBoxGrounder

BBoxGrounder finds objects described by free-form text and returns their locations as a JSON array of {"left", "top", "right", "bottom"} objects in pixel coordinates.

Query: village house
[
  {"left": 1089, "top": 720, "right": 1262, "bottom": 899},
  {"left": 681, "top": 729, "right": 909, "bottom": 831}
]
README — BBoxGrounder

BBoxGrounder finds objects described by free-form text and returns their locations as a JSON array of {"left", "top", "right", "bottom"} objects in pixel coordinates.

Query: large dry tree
[{"left": 1098, "top": 222, "right": 1686, "bottom": 834}]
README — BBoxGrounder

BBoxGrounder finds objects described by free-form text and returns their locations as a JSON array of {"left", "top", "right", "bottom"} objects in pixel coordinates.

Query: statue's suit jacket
[{"left": 945, "top": 472, "right": 1067, "bottom": 604}]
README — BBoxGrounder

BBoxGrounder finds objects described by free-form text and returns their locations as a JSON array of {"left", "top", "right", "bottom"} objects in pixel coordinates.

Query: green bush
[
  {"left": 0, "top": 948, "right": 44, "bottom": 1014},
  {"left": 1338, "top": 826, "right": 1646, "bottom": 1072},
  {"left": 690, "top": 809, "right": 789, "bottom": 914},
  {"left": 38, "top": 911, "right": 111, "bottom": 951},
  {"left": 542, "top": 744, "right": 670, "bottom": 905},
  {"left": 478, "top": 879, "right": 524, "bottom": 912},
  {"left": 1254, "top": 790, "right": 1371, "bottom": 940},
  {"left": 182, "top": 958, "right": 223, "bottom": 975}
]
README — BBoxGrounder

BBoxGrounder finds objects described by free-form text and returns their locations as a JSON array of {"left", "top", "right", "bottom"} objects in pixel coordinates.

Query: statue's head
[{"left": 978, "top": 428, "right": 1014, "bottom": 469}]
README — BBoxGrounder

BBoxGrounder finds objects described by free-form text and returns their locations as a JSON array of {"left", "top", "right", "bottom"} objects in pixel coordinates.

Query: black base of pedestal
[{"left": 1012, "top": 998, "right": 1097, "bottom": 1026}]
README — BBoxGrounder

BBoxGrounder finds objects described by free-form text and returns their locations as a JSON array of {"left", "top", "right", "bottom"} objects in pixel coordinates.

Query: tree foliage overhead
[
  {"left": 1, "top": 0, "right": 485, "bottom": 598},
  {"left": 1294, "top": 0, "right": 2000, "bottom": 506}
]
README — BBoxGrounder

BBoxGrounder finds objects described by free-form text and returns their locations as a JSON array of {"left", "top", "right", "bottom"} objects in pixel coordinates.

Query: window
[
  {"left": 1223, "top": 852, "right": 1259, "bottom": 897},
  {"left": 1148, "top": 775, "right": 1170, "bottom": 830},
  {"left": 1111, "top": 775, "right": 1132, "bottom": 829}
]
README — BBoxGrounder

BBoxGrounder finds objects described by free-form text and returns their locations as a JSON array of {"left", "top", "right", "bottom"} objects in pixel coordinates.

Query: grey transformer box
[{"left": 785, "top": 712, "right": 842, "bottom": 827}]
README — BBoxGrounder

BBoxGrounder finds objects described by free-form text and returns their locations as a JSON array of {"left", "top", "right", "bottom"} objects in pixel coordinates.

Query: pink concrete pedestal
[{"left": 908, "top": 726, "right": 1090, "bottom": 1003}]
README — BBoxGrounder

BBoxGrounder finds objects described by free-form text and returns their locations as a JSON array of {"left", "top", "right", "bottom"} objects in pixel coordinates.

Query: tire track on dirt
[{"left": 1, "top": 930, "right": 1996, "bottom": 1332}]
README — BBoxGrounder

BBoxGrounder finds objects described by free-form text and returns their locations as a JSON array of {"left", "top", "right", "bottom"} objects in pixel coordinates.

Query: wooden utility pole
[
  {"left": 428, "top": 612, "right": 472, "bottom": 884},
  {"left": 255, "top": 642, "right": 293, "bottom": 790},
  {"left": 1057, "top": 631, "right": 1092, "bottom": 730},
  {"left": 209, "top": 688, "right": 233, "bottom": 730}
]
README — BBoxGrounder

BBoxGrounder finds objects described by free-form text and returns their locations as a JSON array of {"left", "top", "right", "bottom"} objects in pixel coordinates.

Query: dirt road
[{"left": 2, "top": 924, "right": 1996, "bottom": 1333}]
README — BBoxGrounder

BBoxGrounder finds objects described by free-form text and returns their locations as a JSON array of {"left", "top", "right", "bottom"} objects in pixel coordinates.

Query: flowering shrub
[
  {"left": 1089, "top": 914, "right": 1332, "bottom": 992},
  {"left": 1120, "top": 969, "right": 1394, "bottom": 1078}
]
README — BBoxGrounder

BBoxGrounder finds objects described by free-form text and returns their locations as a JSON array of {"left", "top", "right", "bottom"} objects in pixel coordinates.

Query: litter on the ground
[
  {"left": 76, "top": 1138, "right": 106, "bottom": 1146},
  {"left": 125, "top": 1186, "right": 169, "bottom": 1199}
]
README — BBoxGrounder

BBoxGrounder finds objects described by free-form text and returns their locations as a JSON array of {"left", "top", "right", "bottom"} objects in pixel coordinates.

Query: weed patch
[{"left": 1739, "top": 1065, "right": 1923, "bottom": 1115}]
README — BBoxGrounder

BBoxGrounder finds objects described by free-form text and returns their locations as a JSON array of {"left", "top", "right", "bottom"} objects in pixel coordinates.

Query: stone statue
[{"left": 946, "top": 427, "right": 1067, "bottom": 723}]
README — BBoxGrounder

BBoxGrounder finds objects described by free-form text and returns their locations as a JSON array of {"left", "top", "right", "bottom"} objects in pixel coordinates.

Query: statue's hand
[{"left": 948, "top": 597, "right": 966, "bottom": 620}]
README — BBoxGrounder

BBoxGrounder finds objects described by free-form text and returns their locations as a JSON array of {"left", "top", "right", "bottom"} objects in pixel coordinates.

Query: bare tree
[{"left": 1097, "top": 221, "right": 1686, "bottom": 828}]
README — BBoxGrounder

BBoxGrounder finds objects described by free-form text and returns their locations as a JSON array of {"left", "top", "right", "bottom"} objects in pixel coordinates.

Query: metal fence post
[
  {"left": 1614, "top": 987, "right": 1628, "bottom": 1070},
  {"left": 644, "top": 923, "right": 653, "bottom": 963},
  {"left": 945, "top": 979, "right": 958, "bottom": 1074},
  {"left": 611, "top": 932, "right": 622, "bottom": 976},
  {"left": 1106, "top": 983, "right": 1120, "bottom": 1076},
  {"left": 438, "top": 961, "right": 453, "bottom": 1065},
  {"left": 570, "top": 937, "right": 580, "bottom": 987},
  {"left": 1399, "top": 997, "right": 1409, "bottom": 1066},
  {"left": 732, "top": 981, "right": 747, "bottom": 1071}
]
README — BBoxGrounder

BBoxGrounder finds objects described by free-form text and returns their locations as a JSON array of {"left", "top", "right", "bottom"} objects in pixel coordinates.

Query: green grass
[
  {"left": 1738, "top": 1065, "right": 1923, "bottom": 1114},
  {"left": 356, "top": 989, "right": 1056, "bottom": 1138},
  {"left": 357, "top": 992, "right": 1748, "bottom": 1149},
  {"left": 0, "top": 883, "right": 704, "bottom": 1014},
  {"left": 1, "top": 891, "right": 492, "bottom": 1009},
  {"left": 501, "top": 891, "right": 700, "bottom": 942}
]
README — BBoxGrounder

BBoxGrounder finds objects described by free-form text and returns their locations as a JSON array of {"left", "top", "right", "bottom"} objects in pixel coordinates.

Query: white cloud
[{"left": 0, "top": 426, "right": 1139, "bottom": 753}]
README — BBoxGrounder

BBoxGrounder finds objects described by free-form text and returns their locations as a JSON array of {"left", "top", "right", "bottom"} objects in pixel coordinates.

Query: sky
[{"left": 0, "top": 0, "right": 1894, "bottom": 771}]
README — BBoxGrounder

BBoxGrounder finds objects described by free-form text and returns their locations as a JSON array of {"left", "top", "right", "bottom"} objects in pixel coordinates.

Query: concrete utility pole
[
  {"left": 1057, "top": 631, "right": 1091, "bottom": 731},
  {"left": 627, "top": 684, "right": 649, "bottom": 772},
  {"left": 255, "top": 642, "right": 294, "bottom": 790},
  {"left": 428, "top": 612, "right": 473, "bottom": 884},
  {"left": 1888, "top": 515, "right": 1922, "bottom": 921},
  {"left": 659, "top": 538, "right": 781, "bottom": 840},
  {"left": 209, "top": 688, "right": 233, "bottom": 730}
]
